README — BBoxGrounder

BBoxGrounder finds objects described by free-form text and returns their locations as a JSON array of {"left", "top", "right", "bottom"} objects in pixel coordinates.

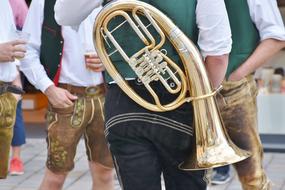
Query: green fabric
[
  {"left": 40, "top": 0, "right": 64, "bottom": 80},
  {"left": 225, "top": 0, "right": 260, "bottom": 78},
  {"left": 102, "top": 0, "right": 198, "bottom": 82},
  {"left": 0, "top": 93, "right": 17, "bottom": 179}
]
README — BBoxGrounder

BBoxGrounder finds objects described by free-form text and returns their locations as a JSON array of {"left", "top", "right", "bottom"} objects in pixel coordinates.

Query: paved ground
[{"left": 1, "top": 138, "right": 285, "bottom": 190}]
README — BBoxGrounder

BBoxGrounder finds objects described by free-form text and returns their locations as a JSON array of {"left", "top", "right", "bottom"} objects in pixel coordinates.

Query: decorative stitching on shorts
[
  {"left": 105, "top": 113, "right": 193, "bottom": 136},
  {"left": 98, "top": 97, "right": 105, "bottom": 121},
  {"left": 113, "top": 155, "right": 124, "bottom": 190},
  {"left": 84, "top": 131, "right": 93, "bottom": 161},
  {"left": 87, "top": 98, "right": 95, "bottom": 124}
]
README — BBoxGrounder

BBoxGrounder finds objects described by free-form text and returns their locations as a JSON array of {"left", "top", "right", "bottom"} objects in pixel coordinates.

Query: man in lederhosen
[{"left": 0, "top": 0, "right": 26, "bottom": 179}]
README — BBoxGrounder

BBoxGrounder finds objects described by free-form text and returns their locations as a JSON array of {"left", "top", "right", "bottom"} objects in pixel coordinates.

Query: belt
[
  {"left": 58, "top": 83, "right": 105, "bottom": 96},
  {"left": 0, "top": 82, "right": 25, "bottom": 95}
]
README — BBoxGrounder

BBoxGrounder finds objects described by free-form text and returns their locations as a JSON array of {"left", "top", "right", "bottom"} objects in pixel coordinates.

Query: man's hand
[
  {"left": 85, "top": 53, "right": 105, "bottom": 72},
  {"left": 44, "top": 85, "right": 78, "bottom": 108},
  {"left": 228, "top": 69, "right": 243, "bottom": 81},
  {"left": 0, "top": 40, "right": 26, "bottom": 62}
]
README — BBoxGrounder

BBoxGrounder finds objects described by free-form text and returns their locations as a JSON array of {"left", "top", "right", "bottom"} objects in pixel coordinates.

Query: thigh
[
  {"left": 85, "top": 96, "right": 113, "bottom": 168},
  {"left": 0, "top": 92, "right": 17, "bottom": 178},
  {"left": 219, "top": 78, "right": 264, "bottom": 176},
  {"left": 155, "top": 127, "right": 207, "bottom": 190},
  {"left": 107, "top": 121, "right": 162, "bottom": 190},
  {"left": 0, "top": 92, "right": 17, "bottom": 128},
  {"left": 163, "top": 166, "right": 207, "bottom": 190},
  {"left": 46, "top": 103, "right": 86, "bottom": 173},
  {"left": 219, "top": 78, "right": 259, "bottom": 151}
]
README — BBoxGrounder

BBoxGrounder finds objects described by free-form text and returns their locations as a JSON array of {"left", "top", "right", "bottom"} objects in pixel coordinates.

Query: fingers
[
  {"left": 85, "top": 57, "right": 101, "bottom": 64},
  {"left": 10, "top": 39, "right": 27, "bottom": 46},
  {"left": 47, "top": 87, "right": 76, "bottom": 108},
  {"left": 4, "top": 41, "right": 27, "bottom": 61},
  {"left": 13, "top": 52, "right": 25, "bottom": 60},
  {"left": 65, "top": 90, "right": 78, "bottom": 101},
  {"left": 86, "top": 63, "right": 105, "bottom": 72},
  {"left": 85, "top": 54, "right": 98, "bottom": 59},
  {"left": 12, "top": 44, "right": 26, "bottom": 59},
  {"left": 13, "top": 44, "right": 26, "bottom": 53},
  {"left": 53, "top": 97, "right": 73, "bottom": 108},
  {"left": 59, "top": 91, "right": 76, "bottom": 107}
]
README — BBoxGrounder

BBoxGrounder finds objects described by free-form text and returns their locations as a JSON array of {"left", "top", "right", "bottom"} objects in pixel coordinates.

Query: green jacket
[
  {"left": 40, "top": 0, "right": 64, "bottom": 84},
  {"left": 224, "top": 0, "right": 260, "bottom": 77}
]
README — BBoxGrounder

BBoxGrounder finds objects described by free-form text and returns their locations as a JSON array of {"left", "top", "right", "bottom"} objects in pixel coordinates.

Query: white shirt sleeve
[
  {"left": 196, "top": 0, "right": 232, "bottom": 58},
  {"left": 20, "top": 0, "right": 54, "bottom": 93},
  {"left": 247, "top": 0, "right": 285, "bottom": 41},
  {"left": 54, "top": 0, "right": 102, "bottom": 27}
]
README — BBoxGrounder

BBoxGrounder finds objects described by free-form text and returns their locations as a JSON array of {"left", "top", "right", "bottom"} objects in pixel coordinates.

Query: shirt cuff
[
  {"left": 35, "top": 77, "right": 54, "bottom": 93},
  {"left": 260, "top": 26, "right": 285, "bottom": 41},
  {"left": 201, "top": 46, "right": 231, "bottom": 59}
]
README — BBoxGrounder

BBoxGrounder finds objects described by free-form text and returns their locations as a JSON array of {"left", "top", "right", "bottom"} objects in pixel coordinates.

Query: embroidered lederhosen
[
  {"left": 0, "top": 84, "right": 17, "bottom": 178},
  {"left": 217, "top": 76, "right": 271, "bottom": 190},
  {"left": 45, "top": 84, "right": 113, "bottom": 173}
]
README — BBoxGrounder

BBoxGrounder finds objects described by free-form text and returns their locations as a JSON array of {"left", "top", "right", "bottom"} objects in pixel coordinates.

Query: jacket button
[{"left": 59, "top": 52, "right": 62, "bottom": 56}]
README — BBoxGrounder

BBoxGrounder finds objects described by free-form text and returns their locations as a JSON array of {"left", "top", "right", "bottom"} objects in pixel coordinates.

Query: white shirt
[
  {"left": 0, "top": 0, "right": 18, "bottom": 82},
  {"left": 54, "top": 0, "right": 232, "bottom": 57},
  {"left": 20, "top": 0, "right": 103, "bottom": 93},
  {"left": 247, "top": 0, "right": 285, "bottom": 41}
]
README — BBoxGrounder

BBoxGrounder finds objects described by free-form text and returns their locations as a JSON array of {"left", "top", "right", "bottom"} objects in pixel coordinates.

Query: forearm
[
  {"left": 204, "top": 54, "right": 229, "bottom": 88},
  {"left": 20, "top": 61, "right": 53, "bottom": 93},
  {"left": 20, "top": 0, "right": 54, "bottom": 92},
  {"left": 233, "top": 39, "right": 285, "bottom": 79}
]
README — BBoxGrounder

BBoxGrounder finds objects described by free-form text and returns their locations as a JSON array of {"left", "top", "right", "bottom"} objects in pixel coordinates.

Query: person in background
[
  {"left": 20, "top": 0, "right": 114, "bottom": 189},
  {"left": 8, "top": 0, "right": 29, "bottom": 176},
  {"left": 274, "top": 67, "right": 285, "bottom": 77},
  {"left": 211, "top": 0, "right": 285, "bottom": 189},
  {"left": 0, "top": 0, "right": 26, "bottom": 179},
  {"left": 54, "top": 0, "right": 232, "bottom": 189},
  {"left": 9, "top": 0, "right": 28, "bottom": 30}
]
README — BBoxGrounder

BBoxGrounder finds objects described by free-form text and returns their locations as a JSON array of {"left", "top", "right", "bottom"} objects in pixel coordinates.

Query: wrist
[
  {"left": 44, "top": 85, "right": 56, "bottom": 96},
  {"left": 229, "top": 69, "right": 243, "bottom": 81}
]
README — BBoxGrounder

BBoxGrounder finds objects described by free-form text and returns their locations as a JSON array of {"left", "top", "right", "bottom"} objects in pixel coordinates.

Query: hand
[
  {"left": 85, "top": 54, "right": 105, "bottom": 72},
  {"left": 0, "top": 40, "right": 27, "bottom": 62},
  {"left": 44, "top": 85, "right": 78, "bottom": 108},
  {"left": 228, "top": 69, "right": 244, "bottom": 81}
]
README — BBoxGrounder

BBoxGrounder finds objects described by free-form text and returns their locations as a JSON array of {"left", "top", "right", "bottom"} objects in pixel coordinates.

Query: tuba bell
[{"left": 93, "top": 0, "right": 251, "bottom": 170}]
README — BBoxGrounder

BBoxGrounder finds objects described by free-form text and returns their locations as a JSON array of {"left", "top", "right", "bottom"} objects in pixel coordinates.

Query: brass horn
[{"left": 93, "top": 0, "right": 251, "bottom": 170}]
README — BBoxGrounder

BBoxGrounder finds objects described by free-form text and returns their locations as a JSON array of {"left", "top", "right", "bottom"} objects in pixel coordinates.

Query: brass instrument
[{"left": 93, "top": 0, "right": 251, "bottom": 170}]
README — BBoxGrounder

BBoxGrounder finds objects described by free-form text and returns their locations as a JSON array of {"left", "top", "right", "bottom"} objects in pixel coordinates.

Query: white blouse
[
  {"left": 20, "top": 0, "right": 103, "bottom": 92},
  {"left": 247, "top": 0, "right": 285, "bottom": 41},
  {"left": 0, "top": 0, "right": 18, "bottom": 82}
]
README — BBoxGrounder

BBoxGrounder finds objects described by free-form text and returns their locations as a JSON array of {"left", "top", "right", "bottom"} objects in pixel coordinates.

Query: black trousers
[{"left": 104, "top": 81, "right": 207, "bottom": 190}]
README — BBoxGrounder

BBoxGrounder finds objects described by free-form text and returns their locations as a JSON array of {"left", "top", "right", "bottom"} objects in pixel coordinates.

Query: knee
[
  {"left": 91, "top": 163, "right": 114, "bottom": 183},
  {"left": 238, "top": 172, "right": 269, "bottom": 190},
  {"left": 51, "top": 174, "right": 66, "bottom": 184},
  {"left": 41, "top": 168, "right": 67, "bottom": 188}
]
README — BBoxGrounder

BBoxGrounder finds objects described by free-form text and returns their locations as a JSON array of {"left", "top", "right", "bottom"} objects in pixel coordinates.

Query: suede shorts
[
  {"left": 0, "top": 92, "right": 17, "bottom": 178},
  {"left": 45, "top": 84, "right": 113, "bottom": 173}
]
